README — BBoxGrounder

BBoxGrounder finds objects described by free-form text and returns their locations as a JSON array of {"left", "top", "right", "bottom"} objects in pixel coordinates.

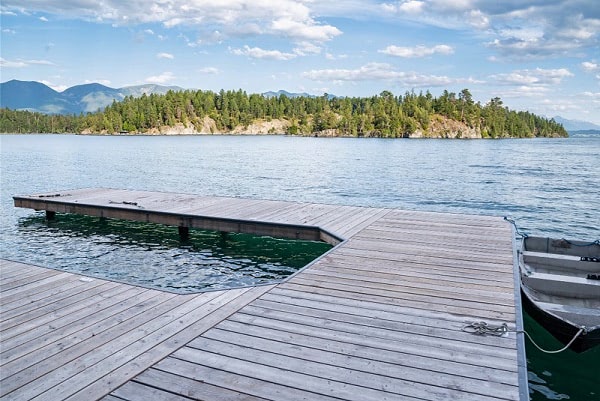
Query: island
[{"left": 0, "top": 88, "right": 568, "bottom": 138}]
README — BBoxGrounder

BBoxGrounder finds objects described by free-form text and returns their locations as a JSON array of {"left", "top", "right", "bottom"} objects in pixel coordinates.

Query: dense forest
[{"left": 0, "top": 88, "right": 568, "bottom": 138}]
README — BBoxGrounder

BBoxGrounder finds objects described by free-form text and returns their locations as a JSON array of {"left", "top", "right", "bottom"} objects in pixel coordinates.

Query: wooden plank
[
  {"left": 9, "top": 291, "right": 222, "bottom": 401},
  {"left": 154, "top": 356, "right": 342, "bottom": 401},
  {"left": 1, "top": 277, "right": 92, "bottom": 316},
  {"left": 238, "top": 301, "right": 516, "bottom": 352},
  {"left": 196, "top": 329, "right": 518, "bottom": 398},
  {"left": 280, "top": 280, "right": 515, "bottom": 321},
  {"left": 66, "top": 285, "right": 274, "bottom": 401},
  {"left": 0, "top": 291, "right": 186, "bottom": 397},
  {"left": 296, "top": 269, "right": 515, "bottom": 304},
  {"left": 174, "top": 341, "right": 512, "bottom": 401},
  {"left": 334, "top": 246, "right": 515, "bottom": 276},
  {"left": 111, "top": 380, "right": 199, "bottom": 401},
  {"left": 9, "top": 189, "right": 524, "bottom": 401},
  {"left": 0, "top": 267, "right": 52, "bottom": 287},
  {"left": 0, "top": 282, "right": 123, "bottom": 338},
  {"left": 119, "top": 362, "right": 271, "bottom": 401},
  {"left": 229, "top": 307, "right": 517, "bottom": 363},
  {"left": 258, "top": 289, "right": 515, "bottom": 335},
  {"left": 226, "top": 310, "right": 517, "bottom": 372},
  {"left": 212, "top": 320, "right": 518, "bottom": 382},
  {"left": 310, "top": 259, "right": 515, "bottom": 290},
  {"left": 285, "top": 277, "right": 516, "bottom": 318},
  {"left": 0, "top": 290, "right": 166, "bottom": 373},
  {"left": 0, "top": 271, "right": 77, "bottom": 305}
]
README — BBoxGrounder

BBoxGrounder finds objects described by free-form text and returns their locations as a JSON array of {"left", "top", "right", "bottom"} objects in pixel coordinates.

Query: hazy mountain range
[
  {"left": 0, "top": 80, "right": 184, "bottom": 115},
  {"left": 1, "top": 80, "right": 599, "bottom": 133}
]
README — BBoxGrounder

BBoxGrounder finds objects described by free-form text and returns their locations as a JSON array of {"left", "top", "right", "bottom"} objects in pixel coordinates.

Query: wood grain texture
[{"left": 6, "top": 189, "right": 525, "bottom": 400}]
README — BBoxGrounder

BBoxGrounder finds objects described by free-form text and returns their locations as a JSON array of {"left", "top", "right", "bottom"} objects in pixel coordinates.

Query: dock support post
[
  {"left": 45, "top": 211, "right": 56, "bottom": 220},
  {"left": 178, "top": 226, "right": 189, "bottom": 240}
]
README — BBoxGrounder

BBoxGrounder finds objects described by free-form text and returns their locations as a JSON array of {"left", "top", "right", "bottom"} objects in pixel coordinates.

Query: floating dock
[{"left": 4, "top": 188, "right": 527, "bottom": 400}]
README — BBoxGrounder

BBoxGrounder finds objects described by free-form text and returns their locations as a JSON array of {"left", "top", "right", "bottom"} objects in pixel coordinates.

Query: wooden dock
[{"left": 4, "top": 188, "right": 528, "bottom": 400}]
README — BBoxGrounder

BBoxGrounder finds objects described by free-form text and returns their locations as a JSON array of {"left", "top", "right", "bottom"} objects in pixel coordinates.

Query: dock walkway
[{"left": 3, "top": 188, "right": 527, "bottom": 400}]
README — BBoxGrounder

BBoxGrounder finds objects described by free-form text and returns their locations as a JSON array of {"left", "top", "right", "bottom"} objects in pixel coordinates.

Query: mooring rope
[
  {"left": 503, "top": 216, "right": 528, "bottom": 238},
  {"left": 462, "top": 321, "right": 586, "bottom": 354}
]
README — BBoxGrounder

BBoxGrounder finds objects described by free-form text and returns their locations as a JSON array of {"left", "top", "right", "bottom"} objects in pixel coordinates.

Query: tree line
[{"left": 0, "top": 88, "right": 568, "bottom": 138}]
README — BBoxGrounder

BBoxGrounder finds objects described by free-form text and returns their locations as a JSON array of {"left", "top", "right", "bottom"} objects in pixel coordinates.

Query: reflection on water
[
  {"left": 17, "top": 213, "right": 332, "bottom": 292},
  {"left": 524, "top": 311, "right": 599, "bottom": 401}
]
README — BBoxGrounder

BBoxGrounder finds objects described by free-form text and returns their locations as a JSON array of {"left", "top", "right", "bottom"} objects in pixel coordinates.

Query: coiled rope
[{"left": 462, "top": 321, "right": 586, "bottom": 354}]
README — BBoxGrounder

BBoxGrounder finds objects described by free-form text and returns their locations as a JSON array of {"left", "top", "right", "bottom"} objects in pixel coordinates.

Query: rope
[
  {"left": 462, "top": 321, "right": 509, "bottom": 337},
  {"left": 503, "top": 216, "right": 528, "bottom": 238},
  {"left": 462, "top": 321, "right": 586, "bottom": 354},
  {"left": 521, "top": 326, "right": 585, "bottom": 354}
]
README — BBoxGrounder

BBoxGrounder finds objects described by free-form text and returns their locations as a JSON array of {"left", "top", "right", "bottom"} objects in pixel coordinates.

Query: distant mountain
[
  {"left": 262, "top": 90, "right": 313, "bottom": 98},
  {"left": 262, "top": 90, "right": 336, "bottom": 99},
  {"left": 568, "top": 129, "right": 600, "bottom": 137},
  {"left": 0, "top": 80, "right": 70, "bottom": 114},
  {"left": 0, "top": 80, "right": 183, "bottom": 115},
  {"left": 120, "top": 84, "right": 184, "bottom": 98},
  {"left": 553, "top": 116, "right": 600, "bottom": 132},
  {"left": 61, "top": 83, "right": 124, "bottom": 113}
]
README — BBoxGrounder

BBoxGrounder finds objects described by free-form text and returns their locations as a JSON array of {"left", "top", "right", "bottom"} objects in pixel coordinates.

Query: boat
[{"left": 519, "top": 236, "right": 600, "bottom": 352}]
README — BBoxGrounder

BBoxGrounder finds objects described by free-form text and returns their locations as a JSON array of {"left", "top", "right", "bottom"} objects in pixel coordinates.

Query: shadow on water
[
  {"left": 17, "top": 213, "right": 332, "bottom": 293},
  {"left": 523, "top": 311, "right": 599, "bottom": 401}
]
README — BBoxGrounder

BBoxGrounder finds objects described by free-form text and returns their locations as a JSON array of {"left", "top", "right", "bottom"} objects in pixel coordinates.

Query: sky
[{"left": 1, "top": 1, "right": 599, "bottom": 124}]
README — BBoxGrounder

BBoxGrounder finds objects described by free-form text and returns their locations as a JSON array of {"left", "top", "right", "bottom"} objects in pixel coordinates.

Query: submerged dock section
[{"left": 6, "top": 188, "right": 527, "bottom": 400}]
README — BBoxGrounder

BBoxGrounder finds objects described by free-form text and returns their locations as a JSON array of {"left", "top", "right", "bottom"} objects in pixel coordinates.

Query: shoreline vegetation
[{"left": 0, "top": 88, "right": 568, "bottom": 138}]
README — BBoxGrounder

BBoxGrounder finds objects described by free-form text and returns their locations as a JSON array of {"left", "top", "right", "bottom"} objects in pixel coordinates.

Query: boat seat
[
  {"left": 522, "top": 250, "right": 600, "bottom": 274},
  {"left": 522, "top": 271, "right": 600, "bottom": 299}
]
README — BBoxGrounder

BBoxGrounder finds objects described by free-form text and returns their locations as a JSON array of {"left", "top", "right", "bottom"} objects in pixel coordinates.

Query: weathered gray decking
[{"left": 3, "top": 188, "right": 527, "bottom": 400}]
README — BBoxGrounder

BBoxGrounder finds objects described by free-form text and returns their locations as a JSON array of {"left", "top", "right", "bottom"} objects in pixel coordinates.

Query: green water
[
  {"left": 524, "top": 312, "right": 599, "bottom": 401},
  {"left": 16, "top": 213, "right": 332, "bottom": 292}
]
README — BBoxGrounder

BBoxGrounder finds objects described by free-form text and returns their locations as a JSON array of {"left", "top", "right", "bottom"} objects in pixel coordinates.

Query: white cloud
[
  {"left": 144, "top": 29, "right": 154, "bottom": 35},
  {"left": 491, "top": 68, "right": 574, "bottom": 86},
  {"left": 0, "top": 57, "right": 54, "bottom": 67},
  {"left": 380, "top": 44, "right": 454, "bottom": 58},
  {"left": 39, "top": 16, "right": 48, "bottom": 22},
  {"left": 581, "top": 61, "right": 599, "bottom": 72},
  {"left": 2, "top": 0, "right": 342, "bottom": 46},
  {"left": 231, "top": 45, "right": 297, "bottom": 61},
  {"left": 40, "top": 80, "right": 68, "bottom": 92},
  {"left": 398, "top": 1, "right": 425, "bottom": 14},
  {"left": 293, "top": 41, "right": 322, "bottom": 56},
  {"left": 466, "top": 9, "right": 489, "bottom": 29},
  {"left": 302, "top": 62, "right": 458, "bottom": 87},
  {"left": 271, "top": 18, "right": 341, "bottom": 42},
  {"left": 156, "top": 52, "right": 174, "bottom": 59},
  {"left": 145, "top": 71, "right": 175, "bottom": 84},
  {"left": 198, "top": 67, "right": 219, "bottom": 74},
  {"left": 325, "top": 53, "right": 348, "bottom": 60},
  {"left": 2, "top": 28, "right": 16, "bottom": 34},
  {"left": 0, "top": 57, "right": 27, "bottom": 68}
]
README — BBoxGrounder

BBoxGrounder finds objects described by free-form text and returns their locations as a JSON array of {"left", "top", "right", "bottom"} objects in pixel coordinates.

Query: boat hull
[
  {"left": 521, "top": 287, "right": 600, "bottom": 352},
  {"left": 519, "top": 236, "right": 600, "bottom": 353}
]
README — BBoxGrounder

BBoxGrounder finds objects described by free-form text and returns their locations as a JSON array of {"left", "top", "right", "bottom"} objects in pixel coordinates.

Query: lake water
[{"left": 1, "top": 134, "right": 598, "bottom": 400}]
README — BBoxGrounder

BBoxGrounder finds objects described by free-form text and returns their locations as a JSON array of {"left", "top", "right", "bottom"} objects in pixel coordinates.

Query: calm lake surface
[{"left": 1, "top": 134, "right": 598, "bottom": 400}]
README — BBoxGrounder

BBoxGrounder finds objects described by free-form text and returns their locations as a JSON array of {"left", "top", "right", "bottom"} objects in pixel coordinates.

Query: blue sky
[{"left": 1, "top": 1, "right": 599, "bottom": 124}]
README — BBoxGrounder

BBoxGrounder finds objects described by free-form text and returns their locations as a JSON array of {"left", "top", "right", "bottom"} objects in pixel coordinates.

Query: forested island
[{"left": 0, "top": 88, "right": 568, "bottom": 138}]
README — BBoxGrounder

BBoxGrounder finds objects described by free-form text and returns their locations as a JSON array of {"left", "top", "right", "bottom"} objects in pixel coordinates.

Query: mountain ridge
[
  {"left": 552, "top": 116, "right": 600, "bottom": 132},
  {"left": 0, "top": 80, "right": 185, "bottom": 115}
]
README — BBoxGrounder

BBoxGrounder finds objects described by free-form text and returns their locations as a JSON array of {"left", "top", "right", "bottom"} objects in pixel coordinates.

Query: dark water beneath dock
[{"left": 1, "top": 134, "right": 598, "bottom": 400}]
